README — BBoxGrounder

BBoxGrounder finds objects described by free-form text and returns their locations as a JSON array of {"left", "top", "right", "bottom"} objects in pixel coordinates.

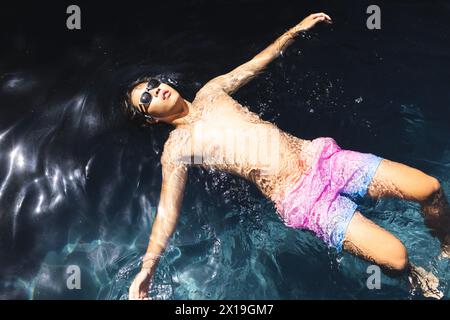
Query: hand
[
  {"left": 129, "top": 268, "right": 152, "bottom": 300},
  {"left": 294, "top": 12, "right": 332, "bottom": 33}
]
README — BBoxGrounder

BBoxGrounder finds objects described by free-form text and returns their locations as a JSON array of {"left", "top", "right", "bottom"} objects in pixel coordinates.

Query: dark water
[{"left": 0, "top": 0, "right": 449, "bottom": 299}]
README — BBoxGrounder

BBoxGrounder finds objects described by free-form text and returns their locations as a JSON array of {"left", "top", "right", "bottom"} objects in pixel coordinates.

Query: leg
[
  {"left": 344, "top": 211, "right": 443, "bottom": 298},
  {"left": 367, "top": 159, "right": 450, "bottom": 253},
  {"left": 343, "top": 211, "right": 409, "bottom": 273},
  {"left": 367, "top": 159, "right": 440, "bottom": 201}
]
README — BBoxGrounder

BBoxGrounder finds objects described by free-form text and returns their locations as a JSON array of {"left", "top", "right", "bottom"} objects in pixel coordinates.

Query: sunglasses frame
[{"left": 137, "top": 79, "right": 161, "bottom": 121}]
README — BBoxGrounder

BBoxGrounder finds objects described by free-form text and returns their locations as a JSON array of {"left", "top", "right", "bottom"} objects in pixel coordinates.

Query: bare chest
[{"left": 183, "top": 104, "right": 282, "bottom": 174}]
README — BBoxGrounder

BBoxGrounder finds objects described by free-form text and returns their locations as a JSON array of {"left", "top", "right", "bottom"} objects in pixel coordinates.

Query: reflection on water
[{"left": 1, "top": 0, "right": 450, "bottom": 299}]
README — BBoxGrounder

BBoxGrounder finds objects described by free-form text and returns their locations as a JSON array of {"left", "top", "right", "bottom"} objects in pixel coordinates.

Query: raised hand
[{"left": 293, "top": 12, "right": 332, "bottom": 33}]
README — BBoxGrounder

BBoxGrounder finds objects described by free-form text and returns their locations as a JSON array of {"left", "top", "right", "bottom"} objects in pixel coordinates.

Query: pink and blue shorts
[{"left": 276, "top": 137, "right": 383, "bottom": 252}]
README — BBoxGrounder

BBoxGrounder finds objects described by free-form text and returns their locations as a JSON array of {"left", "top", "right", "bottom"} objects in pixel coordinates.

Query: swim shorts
[{"left": 275, "top": 137, "right": 383, "bottom": 252}]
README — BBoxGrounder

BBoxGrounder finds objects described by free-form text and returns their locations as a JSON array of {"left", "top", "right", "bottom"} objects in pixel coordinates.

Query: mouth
[{"left": 159, "top": 89, "right": 171, "bottom": 100}]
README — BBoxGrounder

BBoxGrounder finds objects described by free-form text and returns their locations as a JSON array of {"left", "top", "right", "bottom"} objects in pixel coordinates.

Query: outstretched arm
[
  {"left": 204, "top": 12, "right": 332, "bottom": 95},
  {"left": 129, "top": 157, "right": 188, "bottom": 300}
]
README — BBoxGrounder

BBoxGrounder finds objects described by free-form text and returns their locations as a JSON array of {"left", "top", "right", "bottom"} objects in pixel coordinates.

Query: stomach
[
  {"left": 190, "top": 117, "right": 313, "bottom": 210},
  {"left": 259, "top": 133, "right": 312, "bottom": 206},
  {"left": 218, "top": 130, "right": 313, "bottom": 208}
]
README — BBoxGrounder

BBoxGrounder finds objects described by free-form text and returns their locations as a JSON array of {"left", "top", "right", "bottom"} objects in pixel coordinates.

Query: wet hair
[{"left": 122, "top": 75, "right": 157, "bottom": 128}]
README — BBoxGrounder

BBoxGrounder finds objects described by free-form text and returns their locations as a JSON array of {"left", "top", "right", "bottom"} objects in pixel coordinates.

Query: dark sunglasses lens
[
  {"left": 140, "top": 92, "right": 151, "bottom": 105},
  {"left": 147, "top": 79, "right": 160, "bottom": 90}
]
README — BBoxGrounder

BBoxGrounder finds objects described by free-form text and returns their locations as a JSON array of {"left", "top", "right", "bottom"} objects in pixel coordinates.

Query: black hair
[{"left": 122, "top": 75, "right": 158, "bottom": 128}]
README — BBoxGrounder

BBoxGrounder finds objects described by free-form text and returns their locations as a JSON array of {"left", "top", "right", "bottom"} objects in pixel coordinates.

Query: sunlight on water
[
  {"left": 1, "top": 64, "right": 449, "bottom": 299},
  {"left": 1, "top": 3, "right": 450, "bottom": 299}
]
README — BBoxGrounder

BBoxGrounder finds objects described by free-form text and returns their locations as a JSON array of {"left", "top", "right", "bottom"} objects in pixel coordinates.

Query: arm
[
  {"left": 204, "top": 12, "right": 332, "bottom": 95},
  {"left": 129, "top": 158, "right": 188, "bottom": 300}
]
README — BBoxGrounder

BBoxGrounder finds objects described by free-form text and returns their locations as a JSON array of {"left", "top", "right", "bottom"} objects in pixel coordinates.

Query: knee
[
  {"left": 429, "top": 177, "right": 441, "bottom": 194},
  {"left": 385, "top": 242, "right": 409, "bottom": 273},
  {"left": 422, "top": 176, "right": 441, "bottom": 202},
  {"left": 389, "top": 254, "right": 409, "bottom": 273}
]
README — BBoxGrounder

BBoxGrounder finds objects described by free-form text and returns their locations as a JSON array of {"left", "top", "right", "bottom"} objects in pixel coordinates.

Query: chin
[
  {"left": 171, "top": 89, "right": 181, "bottom": 101},
  {"left": 173, "top": 92, "right": 185, "bottom": 106}
]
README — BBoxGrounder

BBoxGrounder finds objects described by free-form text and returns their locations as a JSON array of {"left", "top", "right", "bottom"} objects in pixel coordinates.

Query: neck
[{"left": 158, "top": 99, "right": 193, "bottom": 127}]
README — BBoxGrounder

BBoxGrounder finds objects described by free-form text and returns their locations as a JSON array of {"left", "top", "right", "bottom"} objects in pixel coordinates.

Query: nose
[{"left": 154, "top": 88, "right": 161, "bottom": 97}]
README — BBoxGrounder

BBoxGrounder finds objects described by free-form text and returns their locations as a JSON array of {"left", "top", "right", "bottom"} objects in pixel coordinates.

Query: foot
[
  {"left": 439, "top": 242, "right": 450, "bottom": 259},
  {"left": 409, "top": 265, "right": 443, "bottom": 299},
  {"left": 436, "top": 235, "right": 450, "bottom": 259}
]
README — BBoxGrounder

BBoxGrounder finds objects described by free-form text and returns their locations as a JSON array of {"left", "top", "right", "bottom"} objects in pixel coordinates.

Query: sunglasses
[{"left": 136, "top": 78, "right": 161, "bottom": 119}]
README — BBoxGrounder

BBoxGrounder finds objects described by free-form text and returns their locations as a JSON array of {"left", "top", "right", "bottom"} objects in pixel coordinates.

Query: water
[{"left": 0, "top": 0, "right": 449, "bottom": 299}]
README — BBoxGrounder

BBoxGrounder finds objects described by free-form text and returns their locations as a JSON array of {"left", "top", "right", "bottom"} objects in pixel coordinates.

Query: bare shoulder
[{"left": 194, "top": 81, "right": 227, "bottom": 102}]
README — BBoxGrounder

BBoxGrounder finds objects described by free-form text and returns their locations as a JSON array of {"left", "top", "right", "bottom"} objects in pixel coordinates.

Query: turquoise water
[{"left": 15, "top": 193, "right": 450, "bottom": 299}]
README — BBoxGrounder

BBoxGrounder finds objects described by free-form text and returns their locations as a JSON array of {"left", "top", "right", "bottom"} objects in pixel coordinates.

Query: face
[{"left": 130, "top": 80, "right": 183, "bottom": 121}]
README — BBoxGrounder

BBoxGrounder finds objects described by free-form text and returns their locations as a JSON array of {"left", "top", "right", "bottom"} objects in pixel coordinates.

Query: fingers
[
  {"left": 129, "top": 277, "right": 143, "bottom": 300},
  {"left": 310, "top": 12, "right": 331, "bottom": 19},
  {"left": 129, "top": 291, "right": 139, "bottom": 300},
  {"left": 310, "top": 12, "right": 332, "bottom": 22},
  {"left": 139, "top": 292, "right": 149, "bottom": 300},
  {"left": 129, "top": 284, "right": 139, "bottom": 300},
  {"left": 129, "top": 287, "right": 149, "bottom": 300}
]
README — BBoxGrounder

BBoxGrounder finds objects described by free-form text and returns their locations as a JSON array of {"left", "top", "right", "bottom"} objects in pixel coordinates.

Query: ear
[{"left": 145, "top": 118, "right": 160, "bottom": 125}]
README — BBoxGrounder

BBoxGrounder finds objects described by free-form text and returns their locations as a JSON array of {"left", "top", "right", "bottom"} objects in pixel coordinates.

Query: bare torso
[
  {"left": 128, "top": 13, "right": 369, "bottom": 299},
  {"left": 163, "top": 86, "right": 312, "bottom": 206}
]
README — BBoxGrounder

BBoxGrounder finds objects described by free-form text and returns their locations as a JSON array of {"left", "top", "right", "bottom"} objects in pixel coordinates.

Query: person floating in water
[{"left": 123, "top": 13, "right": 450, "bottom": 299}]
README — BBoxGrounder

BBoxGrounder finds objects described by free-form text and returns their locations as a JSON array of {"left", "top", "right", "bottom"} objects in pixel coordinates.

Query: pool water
[{"left": 0, "top": 0, "right": 449, "bottom": 299}]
